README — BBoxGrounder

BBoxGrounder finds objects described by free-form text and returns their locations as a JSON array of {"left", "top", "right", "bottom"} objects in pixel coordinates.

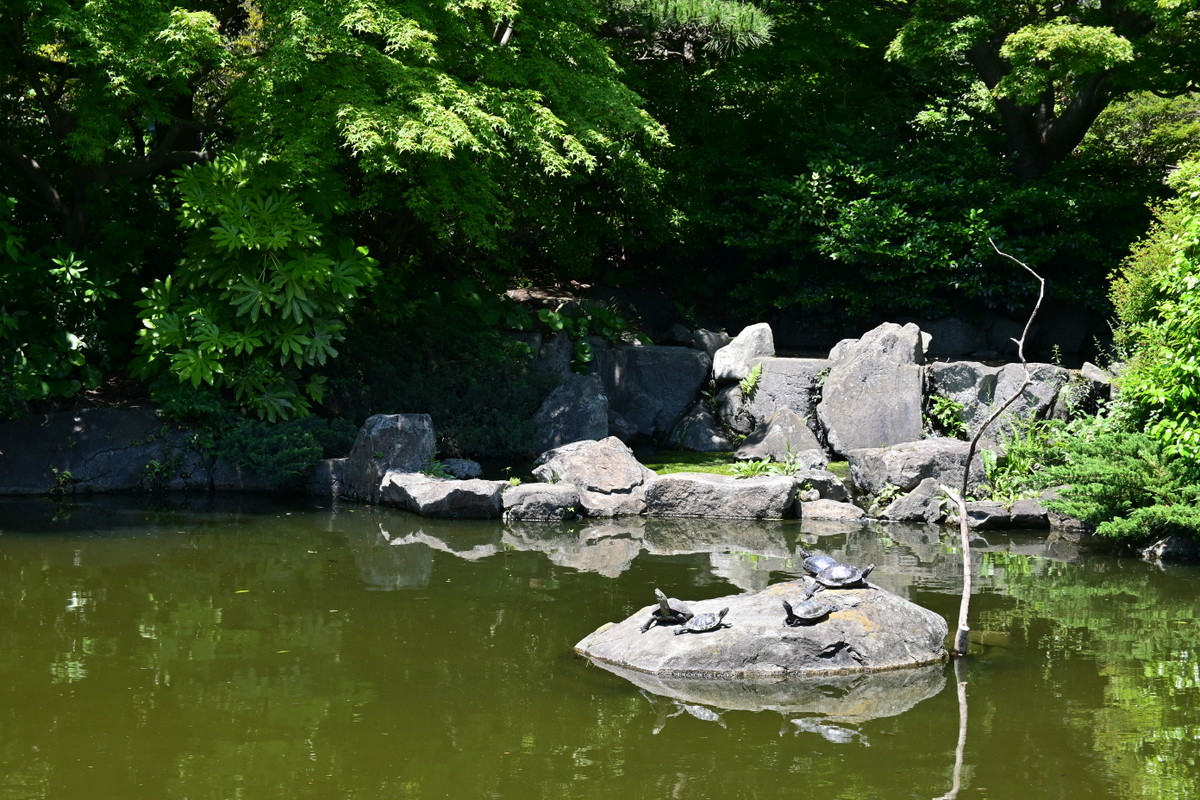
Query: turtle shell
[
  {"left": 800, "top": 550, "right": 839, "bottom": 577},
  {"left": 783, "top": 598, "right": 832, "bottom": 626},
  {"left": 675, "top": 607, "right": 730, "bottom": 634},
  {"left": 816, "top": 562, "right": 874, "bottom": 587}
]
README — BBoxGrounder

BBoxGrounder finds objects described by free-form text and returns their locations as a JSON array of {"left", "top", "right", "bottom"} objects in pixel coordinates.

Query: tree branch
[{"left": 942, "top": 238, "right": 1045, "bottom": 657}]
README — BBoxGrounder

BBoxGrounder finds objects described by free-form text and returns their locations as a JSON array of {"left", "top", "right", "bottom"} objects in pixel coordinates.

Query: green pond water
[{"left": 1, "top": 495, "right": 1198, "bottom": 800}]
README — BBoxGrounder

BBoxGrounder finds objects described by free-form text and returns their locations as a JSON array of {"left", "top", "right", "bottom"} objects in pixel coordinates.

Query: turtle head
[
  {"left": 654, "top": 588, "right": 667, "bottom": 601},
  {"left": 717, "top": 607, "right": 729, "bottom": 621},
  {"left": 863, "top": 564, "right": 876, "bottom": 579}
]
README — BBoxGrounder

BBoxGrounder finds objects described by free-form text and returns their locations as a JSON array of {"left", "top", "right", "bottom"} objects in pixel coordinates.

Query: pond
[{"left": 1, "top": 495, "right": 1198, "bottom": 800}]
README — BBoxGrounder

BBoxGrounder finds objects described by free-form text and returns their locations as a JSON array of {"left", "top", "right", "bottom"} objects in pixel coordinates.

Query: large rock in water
[
  {"left": 532, "top": 436, "right": 656, "bottom": 517},
  {"left": 575, "top": 579, "right": 947, "bottom": 678}
]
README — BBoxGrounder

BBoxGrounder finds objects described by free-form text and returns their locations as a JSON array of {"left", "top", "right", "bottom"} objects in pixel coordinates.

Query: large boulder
[
  {"left": 926, "top": 361, "right": 999, "bottom": 435},
  {"left": 792, "top": 468, "right": 850, "bottom": 502},
  {"left": 502, "top": 482, "right": 582, "bottom": 522},
  {"left": 880, "top": 477, "right": 946, "bottom": 524},
  {"left": 595, "top": 345, "right": 711, "bottom": 438},
  {"left": 532, "top": 437, "right": 656, "bottom": 517},
  {"left": 744, "top": 357, "right": 831, "bottom": 430},
  {"left": 848, "top": 438, "right": 986, "bottom": 499},
  {"left": 378, "top": 472, "right": 505, "bottom": 518},
  {"left": 713, "top": 323, "right": 775, "bottom": 383},
  {"left": 643, "top": 473, "right": 798, "bottom": 519},
  {"left": 668, "top": 402, "right": 734, "bottom": 452},
  {"left": 735, "top": 407, "right": 824, "bottom": 463},
  {"left": 987, "top": 362, "right": 1070, "bottom": 438},
  {"left": 340, "top": 414, "right": 435, "bottom": 503},
  {"left": 531, "top": 373, "right": 608, "bottom": 453},
  {"left": 575, "top": 579, "right": 947, "bottom": 677},
  {"left": 817, "top": 322, "right": 925, "bottom": 455}
]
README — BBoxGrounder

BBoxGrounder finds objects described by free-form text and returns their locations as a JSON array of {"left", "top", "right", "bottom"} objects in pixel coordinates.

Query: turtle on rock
[
  {"left": 803, "top": 562, "right": 875, "bottom": 599},
  {"left": 673, "top": 607, "right": 731, "bottom": 635},
  {"left": 782, "top": 597, "right": 833, "bottom": 626},
  {"left": 797, "top": 547, "right": 840, "bottom": 577},
  {"left": 640, "top": 588, "right": 694, "bottom": 633}
]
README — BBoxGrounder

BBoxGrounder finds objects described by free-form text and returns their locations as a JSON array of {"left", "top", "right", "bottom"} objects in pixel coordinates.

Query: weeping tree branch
[{"left": 941, "top": 239, "right": 1045, "bottom": 657}]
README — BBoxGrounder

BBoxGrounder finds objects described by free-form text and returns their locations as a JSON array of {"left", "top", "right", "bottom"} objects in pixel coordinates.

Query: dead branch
[{"left": 941, "top": 238, "right": 1045, "bottom": 657}]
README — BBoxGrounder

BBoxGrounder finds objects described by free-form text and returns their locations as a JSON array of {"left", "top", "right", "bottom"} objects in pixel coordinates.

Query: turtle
[
  {"left": 797, "top": 547, "right": 840, "bottom": 577},
  {"left": 640, "top": 588, "right": 694, "bottom": 633},
  {"left": 673, "top": 607, "right": 731, "bottom": 635},
  {"left": 782, "top": 597, "right": 833, "bottom": 626},
  {"left": 803, "top": 562, "right": 875, "bottom": 599}
]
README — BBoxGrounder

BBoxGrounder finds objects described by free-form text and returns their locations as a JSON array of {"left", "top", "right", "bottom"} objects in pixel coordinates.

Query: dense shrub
[{"left": 1109, "top": 159, "right": 1200, "bottom": 463}]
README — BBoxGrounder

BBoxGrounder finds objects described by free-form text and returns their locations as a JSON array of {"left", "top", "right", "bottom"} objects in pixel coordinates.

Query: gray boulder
[
  {"left": 817, "top": 322, "right": 925, "bottom": 455},
  {"left": 880, "top": 477, "right": 946, "bottom": 524},
  {"left": 716, "top": 384, "right": 756, "bottom": 436},
  {"left": 596, "top": 345, "right": 711, "bottom": 438},
  {"left": 792, "top": 469, "right": 850, "bottom": 502},
  {"left": 532, "top": 436, "right": 656, "bottom": 517},
  {"left": 574, "top": 579, "right": 947, "bottom": 677},
  {"left": 1141, "top": 535, "right": 1200, "bottom": 562},
  {"left": 668, "top": 402, "right": 734, "bottom": 452},
  {"left": 502, "top": 482, "right": 581, "bottom": 522},
  {"left": 800, "top": 499, "right": 866, "bottom": 521},
  {"left": 963, "top": 500, "right": 1010, "bottom": 530},
  {"left": 987, "top": 362, "right": 1070, "bottom": 438},
  {"left": 1010, "top": 498, "right": 1050, "bottom": 528},
  {"left": 745, "top": 357, "right": 831, "bottom": 426},
  {"left": 713, "top": 323, "right": 775, "bottom": 383},
  {"left": 693, "top": 328, "right": 732, "bottom": 361},
  {"left": 532, "top": 373, "right": 608, "bottom": 453},
  {"left": 848, "top": 438, "right": 986, "bottom": 499},
  {"left": 644, "top": 473, "right": 798, "bottom": 519},
  {"left": 926, "top": 361, "right": 999, "bottom": 435},
  {"left": 339, "top": 413, "right": 436, "bottom": 504},
  {"left": 378, "top": 472, "right": 505, "bottom": 518},
  {"left": 735, "top": 407, "right": 824, "bottom": 463}
]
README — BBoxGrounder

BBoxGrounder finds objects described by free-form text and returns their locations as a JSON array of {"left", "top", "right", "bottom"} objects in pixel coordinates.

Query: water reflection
[{"left": 2, "top": 497, "right": 1200, "bottom": 800}]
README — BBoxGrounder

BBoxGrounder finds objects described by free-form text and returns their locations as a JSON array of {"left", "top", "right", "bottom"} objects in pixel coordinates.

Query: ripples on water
[{"left": 0, "top": 496, "right": 1198, "bottom": 800}]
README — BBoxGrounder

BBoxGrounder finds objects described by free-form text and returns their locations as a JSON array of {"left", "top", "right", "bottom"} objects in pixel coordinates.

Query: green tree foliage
[
  {"left": 134, "top": 156, "right": 379, "bottom": 421},
  {"left": 1111, "top": 159, "right": 1200, "bottom": 462},
  {"left": 887, "top": 0, "right": 1200, "bottom": 180}
]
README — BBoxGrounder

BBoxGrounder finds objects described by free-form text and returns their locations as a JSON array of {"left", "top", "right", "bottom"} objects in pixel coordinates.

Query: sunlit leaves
[
  {"left": 997, "top": 21, "right": 1134, "bottom": 106},
  {"left": 135, "top": 156, "right": 379, "bottom": 420}
]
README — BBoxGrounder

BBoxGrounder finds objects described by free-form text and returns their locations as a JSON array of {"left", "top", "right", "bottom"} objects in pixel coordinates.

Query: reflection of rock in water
[
  {"left": 381, "top": 526, "right": 502, "bottom": 561},
  {"left": 504, "top": 522, "right": 644, "bottom": 578},
  {"left": 790, "top": 716, "right": 870, "bottom": 746},
  {"left": 341, "top": 523, "right": 435, "bottom": 590},
  {"left": 645, "top": 518, "right": 796, "bottom": 592},
  {"left": 643, "top": 517, "right": 791, "bottom": 557},
  {"left": 596, "top": 658, "right": 946, "bottom": 720}
]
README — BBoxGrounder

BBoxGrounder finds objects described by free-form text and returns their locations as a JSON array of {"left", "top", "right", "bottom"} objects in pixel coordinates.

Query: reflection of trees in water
[{"left": 977, "top": 553, "right": 1200, "bottom": 800}]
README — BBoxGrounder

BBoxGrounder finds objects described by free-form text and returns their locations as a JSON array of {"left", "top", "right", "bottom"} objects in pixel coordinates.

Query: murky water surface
[{"left": 1, "top": 496, "right": 1198, "bottom": 799}]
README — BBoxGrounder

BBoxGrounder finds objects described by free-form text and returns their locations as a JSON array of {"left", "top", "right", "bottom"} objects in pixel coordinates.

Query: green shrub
[
  {"left": 1041, "top": 430, "right": 1200, "bottom": 541},
  {"left": 1111, "top": 158, "right": 1200, "bottom": 464},
  {"left": 217, "top": 419, "right": 325, "bottom": 491},
  {"left": 0, "top": 198, "right": 118, "bottom": 418},
  {"left": 134, "top": 156, "right": 379, "bottom": 422}
]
